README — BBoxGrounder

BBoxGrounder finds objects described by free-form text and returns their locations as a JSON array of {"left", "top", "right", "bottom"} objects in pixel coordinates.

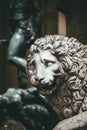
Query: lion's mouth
[{"left": 36, "top": 84, "right": 57, "bottom": 95}]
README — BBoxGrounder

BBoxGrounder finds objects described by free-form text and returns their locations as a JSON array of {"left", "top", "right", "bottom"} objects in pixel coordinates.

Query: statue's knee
[
  {"left": 7, "top": 53, "right": 14, "bottom": 65},
  {"left": 7, "top": 54, "right": 12, "bottom": 63}
]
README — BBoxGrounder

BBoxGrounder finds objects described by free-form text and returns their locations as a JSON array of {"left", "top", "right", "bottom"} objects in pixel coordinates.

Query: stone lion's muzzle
[{"left": 35, "top": 83, "right": 57, "bottom": 95}]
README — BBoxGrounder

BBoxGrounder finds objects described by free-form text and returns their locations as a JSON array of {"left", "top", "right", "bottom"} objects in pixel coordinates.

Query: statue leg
[
  {"left": 7, "top": 28, "right": 27, "bottom": 69},
  {"left": 7, "top": 27, "right": 28, "bottom": 88},
  {"left": 17, "top": 68, "right": 28, "bottom": 89}
]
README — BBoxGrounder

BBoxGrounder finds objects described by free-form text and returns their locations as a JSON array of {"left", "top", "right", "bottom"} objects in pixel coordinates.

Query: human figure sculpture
[
  {"left": 27, "top": 35, "right": 87, "bottom": 130},
  {"left": 7, "top": 0, "right": 42, "bottom": 88},
  {"left": 0, "top": 87, "right": 58, "bottom": 130}
]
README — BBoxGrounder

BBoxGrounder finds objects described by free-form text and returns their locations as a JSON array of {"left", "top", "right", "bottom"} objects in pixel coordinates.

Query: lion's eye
[{"left": 44, "top": 60, "right": 55, "bottom": 67}]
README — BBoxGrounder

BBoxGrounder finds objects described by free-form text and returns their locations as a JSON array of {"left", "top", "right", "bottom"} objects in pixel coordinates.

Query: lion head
[{"left": 27, "top": 35, "right": 87, "bottom": 119}]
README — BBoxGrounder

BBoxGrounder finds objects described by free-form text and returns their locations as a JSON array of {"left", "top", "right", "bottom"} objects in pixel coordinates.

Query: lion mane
[{"left": 27, "top": 35, "right": 87, "bottom": 120}]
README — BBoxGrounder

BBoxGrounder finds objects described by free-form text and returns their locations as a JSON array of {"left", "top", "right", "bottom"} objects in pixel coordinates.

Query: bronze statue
[
  {"left": 7, "top": 0, "right": 42, "bottom": 88},
  {"left": 0, "top": 87, "right": 58, "bottom": 130},
  {"left": 27, "top": 35, "right": 87, "bottom": 130}
]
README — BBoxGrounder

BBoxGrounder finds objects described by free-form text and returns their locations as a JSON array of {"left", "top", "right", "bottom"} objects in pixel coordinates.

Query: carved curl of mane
[{"left": 27, "top": 35, "right": 87, "bottom": 119}]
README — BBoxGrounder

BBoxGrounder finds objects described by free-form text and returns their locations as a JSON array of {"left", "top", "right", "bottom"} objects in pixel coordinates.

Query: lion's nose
[
  {"left": 35, "top": 66, "right": 44, "bottom": 83},
  {"left": 35, "top": 76, "right": 44, "bottom": 83}
]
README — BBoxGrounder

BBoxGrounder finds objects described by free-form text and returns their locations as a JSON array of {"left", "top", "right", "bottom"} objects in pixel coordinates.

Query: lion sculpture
[{"left": 27, "top": 35, "right": 87, "bottom": 130}]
